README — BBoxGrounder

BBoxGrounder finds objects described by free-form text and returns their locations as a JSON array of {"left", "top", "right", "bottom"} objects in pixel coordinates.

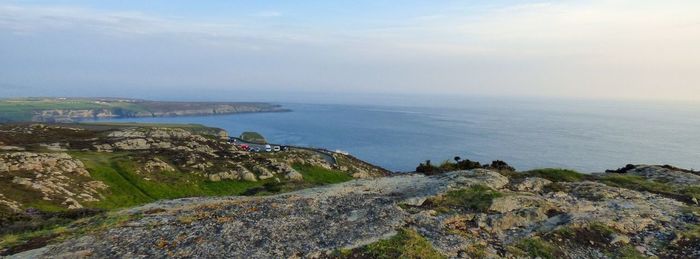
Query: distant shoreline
[{"left": 0, "top": 97, "right": 290, "bottom": 123}]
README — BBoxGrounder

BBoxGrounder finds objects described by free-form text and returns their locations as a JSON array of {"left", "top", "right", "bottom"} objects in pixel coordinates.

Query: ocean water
[{"left": 97, "top": 99, "right": 700, "bottom": 173}]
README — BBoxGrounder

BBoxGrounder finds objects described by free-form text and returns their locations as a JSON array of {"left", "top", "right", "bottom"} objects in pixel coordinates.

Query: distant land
[{"left": 0, "top": 97, "right": 289, "bottom": 123}]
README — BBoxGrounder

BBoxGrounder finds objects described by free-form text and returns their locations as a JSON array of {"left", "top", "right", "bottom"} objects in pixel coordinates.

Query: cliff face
[
  {"left": 12, "top": 165, "right": 700, "bottom": 258},
  {"left": 0, "top": 98, "right": 289, "bottom": 122},
  {"left": 31, "top": 109, "right": 121, "bottom": 122},
  {"left": 29, "top": 102, "right": 289, "bottom": 122}
]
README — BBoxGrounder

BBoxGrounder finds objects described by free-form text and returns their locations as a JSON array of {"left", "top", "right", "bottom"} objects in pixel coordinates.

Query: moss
[
  {"left": 514, "top": 237, "right": 560, "bottom": 259},
  {"left": 465, "top": 243, "right": 487, "bottom": 258},
  {"left": 616, "top": 245, "right": 646, "bottom": 259},
  {"left": 553, "top": 226, "right": 576, "bottom": 238},
  {"left": 520, "top": 168, "right": 586, "bottom": 182},
  {"left": 588, "top": 222, "right": 616, "bottom": 237},
  {"left": 430, "top": 185, "right": 503, "bottom": 213},
  {"left": 362, "top": 228, "right": 445, "bottom": 259}
]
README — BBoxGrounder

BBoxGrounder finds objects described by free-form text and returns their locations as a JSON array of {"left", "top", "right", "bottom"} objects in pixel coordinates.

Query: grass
[
  {"left": 599, "top": 174, "right": 700, "bottom": 203},
  {"left": 616, "top": 245, "right": 646, "bottom": 259},
  {"left": 292, "top": 164, "right": 354, "bottom": 185},
  {"left": 362, "top": 228, "right": 445, "bottom": 259},
  {"left": 519, "top": 168, "right": 586, "bottom": 182},
  {"left": 72, "top": 152, "right": 274, "bottom": 210},
  {"left": 512, "top": 238, "right": 560, "bottom": 259},
  {"left": 428, "top": 185, "right": 503, "bottom": 213}
]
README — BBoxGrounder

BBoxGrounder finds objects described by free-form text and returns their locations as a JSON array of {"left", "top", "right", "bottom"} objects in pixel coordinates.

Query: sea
[{"left": 96, "top": 98, "right": 700, "bottom": 173}]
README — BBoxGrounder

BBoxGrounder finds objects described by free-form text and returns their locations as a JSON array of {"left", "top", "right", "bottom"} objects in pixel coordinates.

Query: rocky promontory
[{"left": 0, "top": 98, "right": 289, "bottom": 123}]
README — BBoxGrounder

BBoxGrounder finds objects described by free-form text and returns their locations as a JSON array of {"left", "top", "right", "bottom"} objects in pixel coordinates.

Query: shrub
[
  {"left": 485, "top": 160, "right": 515, "bottom": 172},
  {"left": 416, "top": 160, "right": 441, "bottom": 174}
]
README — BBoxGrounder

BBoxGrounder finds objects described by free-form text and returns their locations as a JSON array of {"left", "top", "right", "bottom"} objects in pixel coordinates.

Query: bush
[
  {"left": 416, "top": 160, "right": 441, "bottom": 174},
  {"left": 415, "top": 157, "right": 512, "bottom": 175},
  {"left": 484, "top": 160, "right": 516, "bottom": 172}
]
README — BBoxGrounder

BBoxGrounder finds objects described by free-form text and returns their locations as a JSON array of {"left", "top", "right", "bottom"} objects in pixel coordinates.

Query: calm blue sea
[{"left": 97, "top": 99, "right": 700, "bottom": 173}]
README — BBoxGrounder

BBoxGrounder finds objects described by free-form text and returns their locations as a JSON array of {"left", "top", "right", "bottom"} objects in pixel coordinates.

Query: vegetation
[
  {"left": 360, "top": 228, "right": 445, "bottom": 259},
  {"left": 0, "top": 98, "right": 284, "bottom": 122},
  {"left": 0, "top": 98, "right": 144, "bottom": 122},
  {"left": 240, "top": 131, "right": 267, "bottom": 144},
  {"left": 73, "top": 152, "right": 267, "bottom": 209},
  {"left": 427, "top": 185, "right": 502, "bottom": 213},
  {"left": 519, "top": 168, "right": 586, "bottom": 182},
  {"left": 293, "top": 164, "right": 354, "bottom": 185},
  {"left": 416, "top": 158, "right": 514, "bottom": 175},
  {"left": 511, "top": 238, "right": 560, "bottom": 259},
  {"left": 600, "top": 174, "right": 700, "bottom": 204}
]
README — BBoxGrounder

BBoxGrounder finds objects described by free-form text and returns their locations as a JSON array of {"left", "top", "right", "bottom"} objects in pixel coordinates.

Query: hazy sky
[{"left": 1, "top": 0, "right": 699, "bottom": 101}]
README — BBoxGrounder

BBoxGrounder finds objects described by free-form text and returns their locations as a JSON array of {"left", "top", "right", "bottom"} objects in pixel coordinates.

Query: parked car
[
  {"left": 254, "top": 147, "right": 261, "bottom": 152},
  {"left": 240, "top": 144, "right": 249, "bottom": 151},
  {"left": 265, "top": 144, "right": 272, "bottom": 152},
  {"left": 273, "top": 146, "right": 281, "bottom": 152}
]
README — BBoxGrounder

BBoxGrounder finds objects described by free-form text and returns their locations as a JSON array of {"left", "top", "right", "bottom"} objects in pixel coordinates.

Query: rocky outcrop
[
  {"left": 0, "top": 152, "right": 108, "bottom": 210},
  {"left": 16, "top": 166, "right": 699, "bottom": 258}
]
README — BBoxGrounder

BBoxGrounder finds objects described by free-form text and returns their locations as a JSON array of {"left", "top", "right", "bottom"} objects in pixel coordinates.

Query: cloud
[{"left": 0, "top": 1, "right": 699, "bottom": 101}]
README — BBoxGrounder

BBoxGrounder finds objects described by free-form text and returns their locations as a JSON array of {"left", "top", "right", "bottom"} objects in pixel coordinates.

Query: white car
[
  {"left": 273, "top": 146, "right": 281, "bottom": 152},
  {"left": 264, "top": 144, "right": 272, "bottom": 152}
]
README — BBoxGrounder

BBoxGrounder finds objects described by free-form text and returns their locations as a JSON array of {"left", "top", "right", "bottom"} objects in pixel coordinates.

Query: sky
[{"left": 0, "top": 0, "right": 699, "bottom": 102}]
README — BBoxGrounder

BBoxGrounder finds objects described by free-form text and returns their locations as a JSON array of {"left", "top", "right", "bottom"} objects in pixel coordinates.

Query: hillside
[
  {"left": 1, "top": 124, "right": 699, "bottom": 258},
  {"left": 0, "top": 98, "right": 289, "bottom": 123},
  {"left": 9, "top": 165, "right": 700, "bottom": 258},
  {"left": 0, "top": 123, "right": 388, "bottom": 255}
]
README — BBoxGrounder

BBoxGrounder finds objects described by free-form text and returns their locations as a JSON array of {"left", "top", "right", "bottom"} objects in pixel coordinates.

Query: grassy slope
[
  {"left": 1, "top": 152, "right": 356, "bottom": 253},
  {"left": 74, "top": 152, "right": 276, "bottom": 210}
]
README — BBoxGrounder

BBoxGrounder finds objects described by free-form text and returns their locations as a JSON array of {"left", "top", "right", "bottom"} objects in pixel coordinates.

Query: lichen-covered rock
[
  {"left": 143, "top": 158, "right": 175, "bottom": 173},
  {"left": 512, "top": 177, "right": 552, "bottom": 192},
  {"left": 17, "top": 167, "right": 698, "bottom": 259},
  {"left": 285, "top": 170, "right": 304, "bottom": 182},
  {"left": 0, "top": 152, "right": 108, "bottom": 211}
]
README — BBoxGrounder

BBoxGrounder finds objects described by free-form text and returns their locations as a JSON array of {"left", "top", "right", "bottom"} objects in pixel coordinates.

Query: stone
[
  {"left": 285, "top": 170, "right": 304, "bottom": 182},
  {"left": 512, "top": 177, "right": 552, "bottom": 192}
]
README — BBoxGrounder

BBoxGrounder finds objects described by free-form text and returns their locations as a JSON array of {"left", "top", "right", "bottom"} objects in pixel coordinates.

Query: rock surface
[{"left": 15, "top": 167, "right": 700, "bottom": 258}]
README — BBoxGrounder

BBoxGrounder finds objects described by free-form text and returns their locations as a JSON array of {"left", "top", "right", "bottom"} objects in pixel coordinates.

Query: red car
[{"left": 240, "top": 144, "right": 250, "bottom": 151}]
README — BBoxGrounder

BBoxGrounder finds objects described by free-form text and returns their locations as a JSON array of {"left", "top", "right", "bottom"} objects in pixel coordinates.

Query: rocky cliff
[{"left": 0, "top": 98, "right": 289, "bottom": 123}]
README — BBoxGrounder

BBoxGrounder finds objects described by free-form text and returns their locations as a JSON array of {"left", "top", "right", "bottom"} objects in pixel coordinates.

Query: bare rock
[{"left": 512, "top": 177, "right": 552, "bottom": 192}]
